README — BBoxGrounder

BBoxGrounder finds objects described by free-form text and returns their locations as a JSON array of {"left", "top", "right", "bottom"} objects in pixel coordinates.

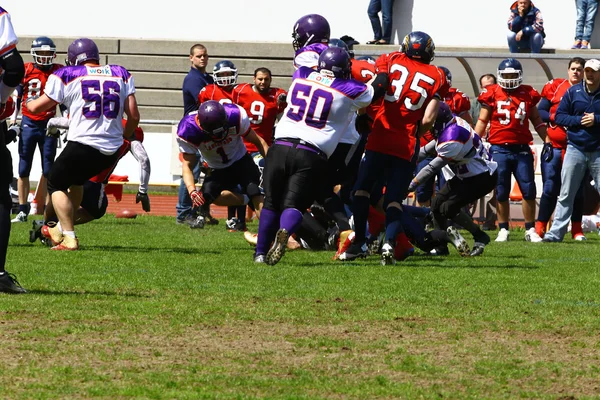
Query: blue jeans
[
  {"left": 545, "top": 145, "right": 600, "bottom": 241},
  {"left": 176, "top": 152, "right": 201, "bottom": 221},
  {"left": 367, "top": 0, "right": 394, "bottom": 42},
  {"left": 507, "top": 31, "right": 544, "bottom": 53},
  {"left": 575, "top": 0, "right": 599, "bottom": 41}
]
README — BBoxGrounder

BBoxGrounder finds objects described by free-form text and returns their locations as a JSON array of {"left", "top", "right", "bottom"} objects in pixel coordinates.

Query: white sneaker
[
  {"left": 574, "top": 234, "right": 587, "bottom": 241},
  {"left": 11, "top": 211, "right": 27, "bottom": 223},
  {"left": 495, "top": 228, "right": 510, "bottom": 242},
  {"left": 525, "top": 227, "right": 543, "bottom": 243}
]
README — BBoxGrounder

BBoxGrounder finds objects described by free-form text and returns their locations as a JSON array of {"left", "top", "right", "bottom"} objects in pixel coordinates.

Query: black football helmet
[
  {"left": 438, "top": 66, "right": 452, "bottom": 87},
  {"left": 212, "top": 60, "right": 238, "bottom": 87},
  {"left": 31, "top": 36, "right": 56, "bottom": 68},
  {"left": 198, "top": 101, "right": 229, "bottom": 141},
  {"left": 292, "top": 14, "right": 331, "bottom": 51},
  {"left": 401, "top": 31, "right": 435, "bottom": 64},
  {"left": 318, "top": 47, "right": 352, "bottom": 79},
  {"left": 497, "top": 58, "right": 523, "bottom": 90},
  {"left": 67, "top": 38, "right": 100, "bottom": 66}
]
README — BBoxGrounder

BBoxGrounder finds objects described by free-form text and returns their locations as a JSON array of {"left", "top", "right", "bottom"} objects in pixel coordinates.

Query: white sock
[
  {"left": 57, "top": 222, "right": 63, "bottom": 233},
  {"left": 63, "top": 230, "right": 76, "bottom": 238}
]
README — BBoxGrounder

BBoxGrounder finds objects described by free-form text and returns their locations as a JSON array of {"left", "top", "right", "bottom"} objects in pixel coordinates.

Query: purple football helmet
[
  {"left": 198, "top": 101, "right": 229, "bottom": 141},
  {"left": 438, "top": 66, "right": 452, "bottom": 87},
  {"left": 401, "top": 31, "right": 435, "bottom": 64},
  {"left": 67, "top": 38, "right": 100, "bottom": 66},
  {"left": 431, "top": 102, "right": 455, "bottom": 138},
  {"left": 318, "top": 47, "right": 352, "bottom": 79},
  {"left": 292, "top": 14, "right": 331, "bottom": 51}
]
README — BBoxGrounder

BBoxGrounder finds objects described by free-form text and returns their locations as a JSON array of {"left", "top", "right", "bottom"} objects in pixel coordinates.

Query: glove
[
  {"left": 190, "top": 190, "right": 205, "bottom": 207},
  {"left": 46, "top": 125, "right": 60, "bottom": 138},
  {"left": 355, "top": 113, "right": 373, "bottom": 135},
  {"left": 541, "top": 142, "right": 554, "bottom": 163},
  {"left": 5, "top": 124, "right": 19, "bottom": 144},
  {"left": 136, "top": 192, "right": 151, "bottom": 212}
]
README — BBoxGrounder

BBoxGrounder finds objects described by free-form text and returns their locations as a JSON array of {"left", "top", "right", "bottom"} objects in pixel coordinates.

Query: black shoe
[
  {"left": 430, "top": 246, "right": 450, "bottom": 256},
  {"left": 266, "top": 229, "right": 289, "bottom": 266},
  {"left": 338, "top": 241, "right": 368, "bottom": 261},
  {"left": 29, "top": 220, "right": 44, "bottom": 243},
  {"left": 0, "top": 272, "right": 27, "bottom": 294}
]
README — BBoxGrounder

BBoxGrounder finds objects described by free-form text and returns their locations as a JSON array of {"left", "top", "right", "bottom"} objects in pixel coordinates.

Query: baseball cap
[{"left": 584, "top": 59, "right": 600, "bottom": 71}]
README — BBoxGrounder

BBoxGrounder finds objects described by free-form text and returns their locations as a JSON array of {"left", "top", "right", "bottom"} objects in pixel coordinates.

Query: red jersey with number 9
[
  {"left": 369, "top": 52, "right": 449, "bottom": 161},
  {"left": 20, "top": 62, "right": 63, "bottom": 121},
  {"left": 233, "top": 83, "right": 287, "bottom": 152},
  {"left": 477, "top": 83, "right": 541, "bottom": 145}
]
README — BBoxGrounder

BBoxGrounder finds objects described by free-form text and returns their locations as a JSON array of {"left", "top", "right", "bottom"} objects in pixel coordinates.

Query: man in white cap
[{"left": 541, "top": 58, "right": 600, "bottom": 242}]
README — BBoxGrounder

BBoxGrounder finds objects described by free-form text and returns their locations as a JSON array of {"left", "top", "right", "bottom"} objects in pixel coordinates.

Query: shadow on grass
[
  {"left": 26, "top": 289, "right": 151, "bottom": 297},
  {"left": 13, "top": 243, "right": 220, "bottom": 255}
]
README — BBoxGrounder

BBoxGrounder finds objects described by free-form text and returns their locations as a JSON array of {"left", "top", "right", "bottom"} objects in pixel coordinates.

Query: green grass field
[{"left": 2, "top": 215, "right": 599, "bottom": 399}]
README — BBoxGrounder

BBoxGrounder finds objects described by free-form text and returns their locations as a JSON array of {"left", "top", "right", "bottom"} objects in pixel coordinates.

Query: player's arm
[
  {"left": 123, "top": 94, "right": 140, "bottom": 140},
  {"left": 129, "top": 140, "right": 151, "bottom": 211},
  {"left": 408, "top": 156, "right": 448, "bottom": 192},
  {"left": 554, "top": 91, "right": 583, "bottom": 128},
  {"left": 529, "top": 106, "right": 550, "bottom": 143},
  {"left": 537, "top": 98, "right": 551, "bottom": 122},
  {"left": 245, "top": 128, "right": 269, "bottom": 157},
  {"left": 369, "top": 73, "right": 389, "bottom": 102},
  {"left": 418, "top": 140, "right": 437, "bottom": 161},
  {"left": 418, "top": 97, "right": 441, "bottom": 136},
  {"left": 458, "top": 110, "right": 474, "bottom": 126},
  {"left": 8, "top": 86, "right": 21, "bottom": 126},
  {"left": 25, "top": 93, "right": 57, "bottom": 115},
  {"left": 474, "top": 105, "right": 492, "bottom": 137}
]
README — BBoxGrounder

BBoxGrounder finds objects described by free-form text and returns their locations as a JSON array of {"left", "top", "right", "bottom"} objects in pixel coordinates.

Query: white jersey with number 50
[
  {"left": 275, "top": 67, "right": 373, "bottom": 158},
  {"left": 44, "top": 64, "right": 136, "bottom": 155}
]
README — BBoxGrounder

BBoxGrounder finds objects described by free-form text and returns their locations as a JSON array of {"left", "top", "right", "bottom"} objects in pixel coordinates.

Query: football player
[
  {"left": 26, "top": 38, "right": 141, "bottom": 251},
  {"left": 177, "top": 100, "right": 268, "bottom": 229},
  {"left": 408, "top": 103, "right": 499, "bottom": 257},
  {"left": 475, "top": 58, "right": 550, "bottom": 243},
  {"left": 341, "top": 31, "right": 448, "bottom": 265},
  {"left": 10, "top": 37, "right": 64, "bottom": 223},
  {"left": 292, "top": 14, "right": 330, "bottom": 70},
  {"left": 253, "top": 47, "right": 383, "bottom": 266},
  {"left": 535, "top": 57, "right": 586, "bottom": 240}
]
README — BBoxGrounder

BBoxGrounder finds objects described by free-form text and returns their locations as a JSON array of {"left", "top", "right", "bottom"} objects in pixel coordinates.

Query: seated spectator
[
  {"left": 572, "top": 0, "right": 599, "bottom": 49},
  {"left": 507, "top": 0, "right": 545, "bottom": 53}
]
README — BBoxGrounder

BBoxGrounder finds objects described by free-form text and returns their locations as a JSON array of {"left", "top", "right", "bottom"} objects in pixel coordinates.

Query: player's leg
[
  {"left": 490, "top": 145, "right": 512, "bottom": 241},
  {"left": 536, "top": 147, "right": 562, "bottom": 236},
  {"left": 514, "top": 145, "right": 540, "bottom": 241}
]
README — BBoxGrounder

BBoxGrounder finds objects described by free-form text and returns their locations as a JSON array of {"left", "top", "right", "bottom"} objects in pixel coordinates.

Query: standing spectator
[
  {"left": 507, "top": 0, "right": 545, "bottom": 53},
  {"left": 536, "top": 57, "right": 586, "bottom": 239},
  {"left": 26, "top": 38, "right": 140, "bottom": 251},
  {"left": 475, "top": 58, "right": 550, "bottom": 243},
  {"left": 366, "top": 0, "right": 395, "bottom": 45},
  {"left": 177, "top": 44, "right": 214, "bottom": 228},
  {"left": 573, "top": 0, "right": 599, "bottom": 49},
  {"left": 340, "top": 31, "right": 448, "bottom": 265},
  {"left": 10, "top": 36, "right": 63, "bottom": 224},
  {"left": 0, "top": 6, "right": 27, "bottom": 293},
  {"left": 541, "top": 59, "right": 600, "bottom": 242},
  {"left": 254, "top": 47, "right": 380, "bottom": 265}
]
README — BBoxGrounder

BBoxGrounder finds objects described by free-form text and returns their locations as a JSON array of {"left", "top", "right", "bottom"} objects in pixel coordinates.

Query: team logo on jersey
[
  {"left": 308, "top": 72, "right": 333, "bottom": 86},
  {"left": 87, "top": 65, "right": 112, "bottom": 76}
]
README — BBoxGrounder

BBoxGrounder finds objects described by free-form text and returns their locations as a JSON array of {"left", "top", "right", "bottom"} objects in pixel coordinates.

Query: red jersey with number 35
[
  {"left": 232, "top": 84, "right": 286, "bottom": 152},
  {"left": 541, "top": 78, "right": 570, "bottom": 149},
  {"left": 198, "top": 84, "right": 235, "bottom": 104},
  {"left": 369, "top": 52, "right": 449, "bottom": 160},
  {"left": 20, "top": 62, "right": 63, "bottom": 121},
  {"left": 477, "top": 83, "right": 541, "bottom": 145}
]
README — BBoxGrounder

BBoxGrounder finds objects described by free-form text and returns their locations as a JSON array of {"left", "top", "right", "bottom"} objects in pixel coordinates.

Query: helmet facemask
[{"left": 497, "top": 69, "right": 523, "bottom": 89}]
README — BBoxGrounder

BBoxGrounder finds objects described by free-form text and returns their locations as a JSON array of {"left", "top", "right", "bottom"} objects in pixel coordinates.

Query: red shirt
[
  {"left": 541, "top": 78, "right": 570, "bottom": 149},
  {"left": 478, "top": 83, "right": 541, "bottom": 145},
  {"left": 198, "top": 84, "right": 236, "bottom": 104},
  {"left": 20, "top": 63, "right": 63, "bottom": 121},
  {"left": 368, "top": 52, "right": 449, "bottom": 160},
  {"left": 232, "top": 83, "right": 286, "bottom": 152},
  {"left": 351, "top": 58, "right": 381, "bottom": 121}
]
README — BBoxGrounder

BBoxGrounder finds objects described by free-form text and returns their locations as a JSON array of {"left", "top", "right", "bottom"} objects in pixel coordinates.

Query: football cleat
[
  {"left": 29, "top": 220, "right": 44, "bottom": 243},
  {"left": 525, "top": 227, "right": 543, "bottom": 243},
  {"left": 333, "top": 230, "right": 354, "bottom": 260},
  {"left": 470, "top": 230, "right": 491, "bottom": 256},
  {"left": 0, "top": 272, "right": 27, "bottom": 294},
  {"left": 495, "top": 228, "right": 510, "bottom": 242},
  {"left": 573, "top": 233, "right": 587, "bottom": 241},
  {"left": 41, "top": 223, "right": 64, "bottom": 246},
  {"left": 189, "top": 215, "right": 205, "bottom": 229},
  {"left": 244, "top": 231, "right": 258, "bottom": 246},
  {"left": 11, "top": 211, "right": 27, "bottom": 223},
  {"left": 430, "top": 246, "right": 450, "bottom": 256},
  {"left": 51, "top": 235, "right": 79, "bottom": 251},
  {"left": 266, "top": 229, "right": 289, "bottom": 266},
  {"left": 254, "top": 254, "right": 266, "bottom": 263},
  {"left": 338, "top": 242, "right": 368, "bottom": 261},
  {"left": 447, "top": 226, "right": 471, "bottom": 257},
  {"left": 380, "top": 243, "right": 396, "bottom": 266}
]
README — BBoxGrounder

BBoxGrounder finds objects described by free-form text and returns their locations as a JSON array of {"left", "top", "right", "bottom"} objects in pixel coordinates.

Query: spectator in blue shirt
[
  {"left": 542, "top": 59, "right": 600, "bottom": 242},
  {"left": 177, "top": 44, "right": 216, "bottom": 227},
  {"left": 507, "top": 0, "right": 545, "bottom": 53}
]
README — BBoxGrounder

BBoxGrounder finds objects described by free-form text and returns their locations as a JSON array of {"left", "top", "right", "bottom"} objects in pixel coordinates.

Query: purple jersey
[{"left": 176, "top": 103, "right": 251, "bottom": 168}]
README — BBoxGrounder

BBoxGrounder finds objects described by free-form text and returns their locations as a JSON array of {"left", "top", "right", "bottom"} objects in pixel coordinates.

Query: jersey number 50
[
  {"left": 384, "top": 65, "right": 435, "bottom": 111},
  {"left": 286, "top": 83, "right": 333, "bottom": 129},
  {"left": 81, "top": 80, "right": 121, "bottom": 119}
]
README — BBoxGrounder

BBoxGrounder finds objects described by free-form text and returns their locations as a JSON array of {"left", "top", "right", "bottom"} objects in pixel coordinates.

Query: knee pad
[
  {"left": 246, "top": 182, "right": 261, "bottom": 199},
  {"left": 1, "top": 49, "right": 25, "bottom": 87},
  {"left": 495, "top": 184, "right": 509, "bottom": 202},
  {"left": 519, "top": 180, "right": 536, "bottom": 200}
]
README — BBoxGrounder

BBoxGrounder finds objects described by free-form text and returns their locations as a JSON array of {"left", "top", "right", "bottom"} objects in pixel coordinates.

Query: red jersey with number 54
[
  {"left": 477, "top": 83, "right": 541, "bottom": 145},
  {"left": 20, "top": 62, "right": 63, "bottom": 121},
  {"left": 369, "top": 52, "right": 449, "bottom": 160},
  {"left": 233, "top": 83, "right": 287, "bottom": 152}
]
